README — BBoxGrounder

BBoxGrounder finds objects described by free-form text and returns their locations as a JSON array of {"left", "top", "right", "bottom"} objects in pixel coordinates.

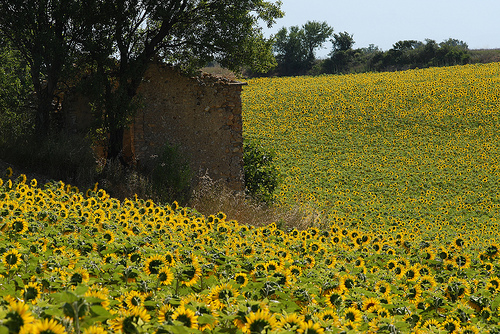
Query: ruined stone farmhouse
[{"left": 64, "top": 62, "right": 246, "bottom": 191}]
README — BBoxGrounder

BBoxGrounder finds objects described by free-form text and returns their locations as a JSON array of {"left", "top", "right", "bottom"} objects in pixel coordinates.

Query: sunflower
[
  {"left": 339, "top": 274, "right": 356, "bottom": 291},
  {"left": 483, "top": 262, "right": 495, "bottom": 273},
  {"left": 276, "top": 313, "right": 306, "bottom": 332},
  {"left": 2, "top": 248, "right": 22, "bottom": 270},
  {"left": 171, "top": 305, "right": 199, "bottom": 329},
  {"left": 84, "top": 285, "right": 110, "bottom": 309},
  {"left": 276, "top": 248, "right": 293, "bottom": 262},
  {"left": 460, "top": 324, "right": 480, "bottom": 334},
  {"left": 144, "top": 254, "right": 166, "bottom": 275},
  {"left": 323, "top": 256, "right": 337, "bottom": 268},
  {"left": 362, "top": 297, "right": 381, "bottom": 313},
  {"left": 68, "top": 268, "right": 90, "bottom": 285},
  {"left": 234, "top": 272, "right": 249, "bottom": 287},
  {"left": 124, "top": 290, "right": 145, "bottom": 308},
  {"left": 299, "top": 319, "right": 325, "bottom": 334},
  {"left": 303, "top": 255, "right": 316, "bottom": 268},
  {"left": 110, "top": 306, "right": 151, "bottom": 333},
  {"left": 371, "top": 241, "right": 383, "bottom": 254},
  {"left": 373, "top": 305, "right": 390, "bottom": 319},
  {"left": 420, "top": 248, "right": 435, "bottom": 261},
  {"left": 101, "top": 253, "right": 119, "bottom": 266},
  {"left": 243, "top": 309, "right": 277, "bottom": 334},
  {"left": 484, "top": 242, "right": 499, "bottom": 259},
  {"left": 6, "top": 166, "right": 13, "bottom": 178},
  {"left": 374, "top": 281, "right": 391, "bottom": 297},
  {"left": 209, "top": 283, "right": 240, "bottom": 310},
  {"left": 486, "top": 276, "right": 500, "bottom": 292},
  {"left": 288, "top": 265, "right": 303, "bottom": 278},
  {"left": 158, "top": 304, "right": 175, "bottom": 323},
  {"left": 8, "top": 218, "right": 29, "bottom": 234},
  {"left": 179, "top": 263, "right": 202, "bottom": 287},
  {"left": 82, "top": 325, "right": 108, "bottom": 334},
  {"left": 403, "top": 265, "right": 420, "bottom": 281},
  {"left": 404, "top": 285, "right": 423, "bottom": 305},
  {"left": 454, "top": 254, "right": 471, "bottom": 269},
  {"left": 442, "top": 318, "right": 461, "bottom": 334},
  {"left": 315, "top": 309, "right": 339, "bottom": 325},
  {"left": 331, "top": 234, "right": 343, "bottom": 245},
  {"left": 418, "top": 275, "right": 437, "bottom": 292},
  {"left": 157, "top": 267, "right": 174, "bottom": 286},
  {"left": 4, "top": 300, "right": 36, "bottom": 334},
  {"left": 445, "top": 277, "right": 470, "bottom": 302},
  {"left": 265, "top": 260, "right": 282, "bottom": 272},
  {"left": 324, "top": 291, "right": 344, "bottom": 309},
  {"left": 101, "top": 230, "right": 115, "bottom": 243},
  {"left": 421, "top": 318, "right": 443, "bottom": 331},
  {"left": 32, "top": 318, "right": 66, "bottom": 334},
  {"left": 23, "top": 282, "right": 42, "bottom": 304},
  {"left": 192, "top": 302, "right": 219, "bottom": 331},
  {"left": 342, "top": 307, "right": 362, "bottom": 330}
]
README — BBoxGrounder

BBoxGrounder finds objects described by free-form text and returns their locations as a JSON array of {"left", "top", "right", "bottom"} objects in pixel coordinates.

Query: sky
[{"left": 261, "top": 0, "right": 500, "bottom": 58}]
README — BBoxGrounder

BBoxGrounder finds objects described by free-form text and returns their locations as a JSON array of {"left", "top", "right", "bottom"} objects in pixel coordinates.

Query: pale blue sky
[{"left": 262, "top": 0, "right": 500, "bottom": 58}]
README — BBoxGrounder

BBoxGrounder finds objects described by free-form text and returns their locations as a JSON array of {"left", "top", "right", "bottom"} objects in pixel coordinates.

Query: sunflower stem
[
  {"left": 175, "top": 277, "right": 180, "bottom": 296},
  {"left": 72, "top": 301, "right": 81, "bottom": 334}
]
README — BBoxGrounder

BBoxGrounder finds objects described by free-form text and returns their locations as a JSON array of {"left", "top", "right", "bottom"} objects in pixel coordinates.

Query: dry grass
[
  {"left": 470, "top": 49, "right": 500, "bottom": 63},
  {"left": 200, "top": 65, "right": 238, "bottom": 81},
  {"left": 187, "top": 173, "right": 323, "bottom": 230}
]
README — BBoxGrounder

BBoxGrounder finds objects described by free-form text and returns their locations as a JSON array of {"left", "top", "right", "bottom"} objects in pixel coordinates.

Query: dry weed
[{"left": 188, "top": 173, "right": 322, "bottom": 230}]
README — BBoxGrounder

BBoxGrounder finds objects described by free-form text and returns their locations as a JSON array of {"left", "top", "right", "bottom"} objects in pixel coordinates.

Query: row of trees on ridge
[{"left": 268, "top": 20, "right": 472, "bottom": 77}]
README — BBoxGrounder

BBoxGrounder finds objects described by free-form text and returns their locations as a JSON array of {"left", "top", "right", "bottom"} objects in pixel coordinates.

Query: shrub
[{"left": 243, "top": 139, "right": 280, "bottom": 205}]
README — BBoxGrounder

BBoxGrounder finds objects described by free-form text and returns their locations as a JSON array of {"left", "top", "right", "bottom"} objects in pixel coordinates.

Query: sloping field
[
  {"left": 243, "top": 63, "right": 500, "bottom": 236},
  {"left": 0, "top": 64, "right": 500, "bottom": 333}
]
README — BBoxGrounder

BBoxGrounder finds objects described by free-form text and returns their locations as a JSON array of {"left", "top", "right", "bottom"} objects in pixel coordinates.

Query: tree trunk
[{"left": 107, "top": 126, "right": 125, "bottom": 164}]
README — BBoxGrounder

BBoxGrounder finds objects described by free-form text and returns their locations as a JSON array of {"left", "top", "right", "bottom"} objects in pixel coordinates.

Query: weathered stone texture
[{"left": 64, "top": 62, "right": 245, "bottom": 191}]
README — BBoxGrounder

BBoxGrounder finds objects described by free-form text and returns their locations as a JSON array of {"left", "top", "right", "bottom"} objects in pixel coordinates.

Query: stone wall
[{"left": 64, "top": 62, "right": 246, "bottom": 191}]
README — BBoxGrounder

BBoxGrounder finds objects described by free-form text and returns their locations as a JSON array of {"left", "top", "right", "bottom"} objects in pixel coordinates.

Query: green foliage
[
  {"left": 243, "top": 139, "right": 280, "bottom": 204},
  {"left": 149, "top": 144, "right": 193, "bottom": 205},
  {"left": 0, "top": 0, "right": 83, "bottom": 138},
  {"left": 0, "top": 38, "right": 33, "bottom": 144},
  {"left": 1, "top": 0, "right": 283, "bottom": 160},
  {"left": 273, "top": 21, "right": 333, "bottom": 76}
]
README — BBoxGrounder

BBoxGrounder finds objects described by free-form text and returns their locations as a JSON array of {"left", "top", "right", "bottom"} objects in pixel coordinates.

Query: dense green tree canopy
[
  {"left": 273, "top": 20, "right": 333, "bottom": 76},
  {"left": 0, "top": 0, "right": 283, "bottom": 159}
]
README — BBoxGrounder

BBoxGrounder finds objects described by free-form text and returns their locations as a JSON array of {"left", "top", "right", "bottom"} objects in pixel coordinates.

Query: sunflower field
[
  {"left": 243, "top": 63, "right": 500, "bottom": 225},
  {"left": 0, "top": 63, "right": 500, "bottom": 334}
]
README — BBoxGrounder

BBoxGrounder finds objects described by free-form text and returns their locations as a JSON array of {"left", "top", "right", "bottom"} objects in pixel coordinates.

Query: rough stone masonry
[{"left": 64, "top": 62, "right": 246, "bottom": 191}]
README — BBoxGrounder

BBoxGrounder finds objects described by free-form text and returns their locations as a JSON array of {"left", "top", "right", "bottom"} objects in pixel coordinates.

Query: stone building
[{"left": 64, "top": 62, "right": 246, "bottom": 191}]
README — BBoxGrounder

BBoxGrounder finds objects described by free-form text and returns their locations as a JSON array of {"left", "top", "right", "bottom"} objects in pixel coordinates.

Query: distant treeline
[{"left": 247, "top": 21, "right": 499, "bottom": 77}]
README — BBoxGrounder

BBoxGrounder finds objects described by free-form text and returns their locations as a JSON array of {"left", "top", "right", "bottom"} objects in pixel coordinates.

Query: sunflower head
[
  {"left": 172, "top": 305, "right": 198, "bottom": 329},
  {"left": 23, "top": 282, "right": 42, "bottom": 304},
  {"left": 4, "top": 300, "right": 36, "bottom": 334},
  {"left": 32, "top": 317, "right": 66, "bottom": 334},
  {"left": 2, "top": 248, "right": 22, "bottom": 270},
  {"left": 243, "top": 309, "right": 277, "bottom": 334}
]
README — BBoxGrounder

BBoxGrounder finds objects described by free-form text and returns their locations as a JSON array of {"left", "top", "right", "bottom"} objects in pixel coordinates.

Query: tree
[
  {"left": 331, "top": 31, "right": 355, "bottom": 52},
  {"left": 80, "top": 0, "right": 284, "bottom": 162},
  {"left": 323, "top": 31, "right": 356, "bottom": 74},
  {"left": 302, "top": 21, "right": 334, "bottom": 62},
  {"left": 273, "top": 26, "right": 308, "bottom": 76},
  {"left": 0, "top": 0, "right": 83, "bottom": 138},
  {"left": 273, "top": 20, "right": 333, "bottom": 76},
  {"left": 0, "top": 37, "right": 33, "bottom": 143},
  {"left": 1, "top": 0, "right": 283, "bottom": 161}
]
